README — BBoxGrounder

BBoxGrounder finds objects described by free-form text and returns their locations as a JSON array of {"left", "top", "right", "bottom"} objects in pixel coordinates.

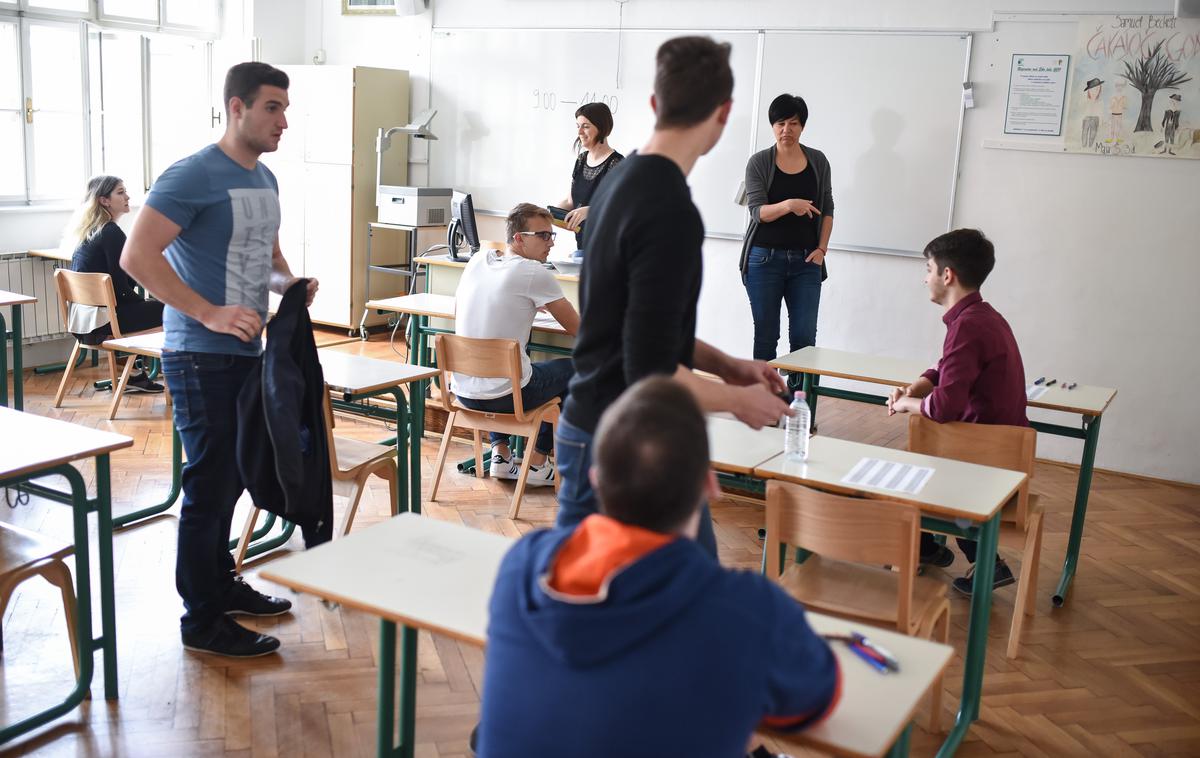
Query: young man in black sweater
[{"left": 555, "top": 36, "right": 791, "bottom": 555}]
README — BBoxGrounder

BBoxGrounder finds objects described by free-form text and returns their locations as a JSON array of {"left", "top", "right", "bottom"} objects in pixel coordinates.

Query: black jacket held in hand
[{"left": 237, "top": 279, "right": 333, "bottom": 547}]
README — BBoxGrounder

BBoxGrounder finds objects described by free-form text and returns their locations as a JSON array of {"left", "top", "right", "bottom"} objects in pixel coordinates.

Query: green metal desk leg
[
  {"left": 389, "top": 390, "right": 410, "bottom": 514},
  {"left": 887, "top": 723, "right": 912, "bottom": 758},
  {"left": 378, "top": 619, "right": 397, "bottom": 756},
  {"left": 801, "top": 372, "right": 817, "bottom": 427},
  {"left": 398, "top": 624, "right": 418, "bottom": 757},
  {"left": 936, "top": 513, "right": 1000, "bottom": 758},
  {"left": 94, "top": 454, "right": 119, "bottom": 698},
  {"left": 114, "top": 425, "right": 183, "bottom": 528},
  {"left": 1053, "top": 414, "right": 1102, "bottom": 607},
  {"left": 11, "top": 305, "right": 23, "bottom": 410},
  {"left": 0, "top": 311, "right": 7, "bottom": 408},
  {"left": 408, "top": 382, "right": 423, "bottom": 514}
]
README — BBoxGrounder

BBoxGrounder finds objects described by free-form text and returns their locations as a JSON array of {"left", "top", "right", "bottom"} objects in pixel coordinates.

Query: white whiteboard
[
  {"left": 428, "top": 28, "right": 759, "bottom": 237},
  {"left": 757, "top": 32, "right": 969, "bottom": 255}
]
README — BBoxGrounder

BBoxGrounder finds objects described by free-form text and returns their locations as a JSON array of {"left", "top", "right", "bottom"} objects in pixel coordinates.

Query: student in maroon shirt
[{"left": 887, "top": 228, "right": 1028, "bottom": 596}]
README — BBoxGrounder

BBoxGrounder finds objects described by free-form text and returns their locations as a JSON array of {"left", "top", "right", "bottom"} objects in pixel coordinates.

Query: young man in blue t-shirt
[
  {"left": 122, "top": 62, "right": 317, "bottom": 658},
  {"left": 478, "top": 376, "right": 840, "bottom": 757}
]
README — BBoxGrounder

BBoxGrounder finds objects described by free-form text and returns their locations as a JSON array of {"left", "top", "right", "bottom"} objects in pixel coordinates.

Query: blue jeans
[
  {"left": 744, "top": 246, "right": 823, "bottom": 362},
  {"left": 554, "top": 415, "right": 719, "bottom": 559},
  {"left": 456, "top": 358, "right": 573, "bottom": 455},
  {"left": 161, "top": 351, "right": 258, "bottom": 635}
]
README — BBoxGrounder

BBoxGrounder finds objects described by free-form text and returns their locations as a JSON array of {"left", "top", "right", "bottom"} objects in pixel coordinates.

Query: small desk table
[
  {"left": 753, "top": 437, "right": 1026, "bottom": 758},
  {"left": 318, "top": 348, "right": 440, "bottom": 517},
  {"left": 707, "top": 414, "right": 786, "bottom": 475},
  {"left": 0, "top": 407, "right": 132, "bottom": 744},
  {"left": 261, "top": 512, "right": 952, "bottom": 758},
  {"left": 0, "top": 289, "right": 36, "bottom": 410},
  {"left": 771, "top": 345, "right": 1117, "bottom": 607},
  {"left": 27, "top": 247, "right": 72, "bottom": 264}
]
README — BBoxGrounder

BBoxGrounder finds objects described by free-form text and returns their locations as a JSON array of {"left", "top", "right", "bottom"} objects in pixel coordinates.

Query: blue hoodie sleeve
[{"left": 759, "top": 587, "right": 841, "bottom": 732}]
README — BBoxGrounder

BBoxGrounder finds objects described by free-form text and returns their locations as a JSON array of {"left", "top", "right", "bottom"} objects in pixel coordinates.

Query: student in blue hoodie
[{"left": 478, "top": 376, "right": 841, "bottom": 758}]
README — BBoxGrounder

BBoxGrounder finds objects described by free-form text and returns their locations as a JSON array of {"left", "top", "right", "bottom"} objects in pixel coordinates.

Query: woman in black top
[
  {"left": 558, "top": 102, "right": 623, "bottom": 249},
  {"left": 66, "top": 175, "right": 164, "bottom": 392},
  {"left": 740, "top": 94, "right": 835, "bottom": 363}
]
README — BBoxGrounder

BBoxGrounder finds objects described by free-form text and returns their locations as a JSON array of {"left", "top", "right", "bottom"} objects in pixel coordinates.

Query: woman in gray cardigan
[{"left": 739, "top": 94, "right": 834, "bottom": 363}]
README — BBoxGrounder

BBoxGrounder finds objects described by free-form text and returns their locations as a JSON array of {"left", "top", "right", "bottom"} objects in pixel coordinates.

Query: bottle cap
[{"left": 794, "top": 391, "right": 805, "bottom": 400}]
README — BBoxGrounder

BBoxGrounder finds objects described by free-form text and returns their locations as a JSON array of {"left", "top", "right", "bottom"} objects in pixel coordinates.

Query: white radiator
[{"left": 0, "top": 253, "right": 66, "bottom": 341}]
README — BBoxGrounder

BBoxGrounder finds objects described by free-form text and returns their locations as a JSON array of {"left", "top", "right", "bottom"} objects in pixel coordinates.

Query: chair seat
[
  {"left": 778, "top": 555, "right": 947, "bottom": 634},
  {"left": 332, "top": 435, "right": 396, "bottom": 475},
  {"left": 0, "top": 522, "right": 73, "bottom": 576},
  {"left": 448, "top": 398, "right": 561, "bottom": 436}
]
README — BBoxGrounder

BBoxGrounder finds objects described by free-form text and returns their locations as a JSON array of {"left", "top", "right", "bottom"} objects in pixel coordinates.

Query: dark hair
[
  {"left": 923, "top": 228, "right": 995, "bottom": 290},
  {"left": 594, "top": 376, "right": 710, "bottom": 533},
  {"left": 574, "top": 102, "right": 614, "bottom": 151},
  {"left": 653, "top": 36, "right": 734, "bottom": 129},
  {"left": 768, "top": 93, "right": 808, "bottom": 127},
  {"left": 223, "top": 62, "right": 289, "bottom": 114},
  {"left": 505, "top": 202, "right": 553, "bottom": 243}
]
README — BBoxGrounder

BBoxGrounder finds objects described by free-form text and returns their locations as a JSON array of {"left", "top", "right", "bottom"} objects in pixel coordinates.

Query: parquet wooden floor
[{"left": 2, "top": 339, "right": 1198, "bottom": 757}]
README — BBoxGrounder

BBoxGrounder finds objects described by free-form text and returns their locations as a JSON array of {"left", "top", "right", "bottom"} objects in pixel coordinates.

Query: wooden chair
[
  {"left": 0, "top": 522, "right": 80, "bottom": 679},
  {"left": 907, "top": 416, "right": 1044, "bottom": 659},
  {"left": 429, "top": 334, "right": 560, "bottom": 520},
  {"left": 233, "top": 387, "right": 398, "bottom": 570},
  {"left": 52, "top": 269, "right": 158, "bottom": 420},
  {"left": 765, "top": 481, "right": 949, "bottom": 732}
]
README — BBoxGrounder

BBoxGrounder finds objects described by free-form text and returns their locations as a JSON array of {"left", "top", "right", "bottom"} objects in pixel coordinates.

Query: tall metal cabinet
[{"left": 263, "top": 65, "right": 409, "bottom": 330}]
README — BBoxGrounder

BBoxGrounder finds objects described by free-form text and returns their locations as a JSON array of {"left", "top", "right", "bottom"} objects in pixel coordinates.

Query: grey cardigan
[{"left": 738, "top": 144, "right": 834, "bottom": 284}]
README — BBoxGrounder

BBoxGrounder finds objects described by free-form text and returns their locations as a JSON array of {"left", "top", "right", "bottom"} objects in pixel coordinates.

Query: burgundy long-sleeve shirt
[{"left": 920, "top": 291, "right": 1029, "bottom": 427}]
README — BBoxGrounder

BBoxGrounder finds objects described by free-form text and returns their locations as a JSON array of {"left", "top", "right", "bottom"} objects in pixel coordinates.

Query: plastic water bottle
[{"left": 784, "top": 391, "right": 811, "bottom": 462}]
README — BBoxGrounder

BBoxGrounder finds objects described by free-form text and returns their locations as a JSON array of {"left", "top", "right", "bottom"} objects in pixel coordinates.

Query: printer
[{"left": 376, "top": 185, "right": 452, "bottom": 227}]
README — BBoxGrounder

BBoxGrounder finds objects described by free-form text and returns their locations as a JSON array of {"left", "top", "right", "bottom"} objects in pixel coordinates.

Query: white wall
[{"left": 263, "top": 0, "right": 1198, "bottom": 484}]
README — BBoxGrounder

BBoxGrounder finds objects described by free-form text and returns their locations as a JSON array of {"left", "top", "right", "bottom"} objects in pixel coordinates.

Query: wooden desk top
[
  {"left": 707, "top": 415, "right": 786, "bottom": 475},
  {"left": 0, "top": 289, "right": 37, "bottom": 307},
  {"left": 0, "top": 407, "right": 133, "bottom": 480},
  {"left": 754, "top": 436, "right": 1025, "bottom": 522},
  {"left": 415, "top": 254, "right": 580, "bottom": 283},
  {"left": 317, "top": 349, "right": 439, "bottom": 397},
  {"left": 366, "top": 293, "right": 568, "bottom": 335},
  {"left": 101, "top": 330, "right": 164, "bottom": 358},
  {"left": 773, "top": 346, "right": 1117, "bottom": 417},
  {"left": 261, "top": 512, "right": 950, "bottom": 758},
  {"left": 799, "top": 613, "right": 952, "bottom": 758},
  {"left": 27, "top": 247, "right": 72, "bottom": 263},
  {"left": 260, "top": 513, "right": 506, "bottom": 645}
]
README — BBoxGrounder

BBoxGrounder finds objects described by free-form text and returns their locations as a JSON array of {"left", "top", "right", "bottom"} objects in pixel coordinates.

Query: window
[
  {"left": 27, "top": 21, "right": 86, "bottom": 199},
  {"left": 0, "top": 21, "right": 23, "bottom": 197},
  {"left": 148, "top": 35, "right": 209, "bottom": 183},
  {"left": 88, "top": 28, "right": 145, "bottom": 198}
]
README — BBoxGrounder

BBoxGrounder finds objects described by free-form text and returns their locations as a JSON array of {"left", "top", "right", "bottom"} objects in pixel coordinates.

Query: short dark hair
[
  {"left": 223, "top": 62, "right": 289, "bottom": 114},
  {"left": 653, "top": 36, "right": 733, "bottom": 129},
  {"left": 594, "top": 376, "right": 710, "bottom": 534},
  {"left": 574, "top": 102, "right": 614, "bottom": 150},
  {"left": 768, "top": 93, "right": 808, "bottom": 127},
  {"left": 924, "top": 228, "right": 995, "bottom": 290},
  {"left": 505, "top": 203, "right": 553, "bottom": 243}
]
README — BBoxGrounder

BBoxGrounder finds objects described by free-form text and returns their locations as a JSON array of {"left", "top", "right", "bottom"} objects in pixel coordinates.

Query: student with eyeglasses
[{"left": 450, "top": 204, "right": 581, "bottom": 485}]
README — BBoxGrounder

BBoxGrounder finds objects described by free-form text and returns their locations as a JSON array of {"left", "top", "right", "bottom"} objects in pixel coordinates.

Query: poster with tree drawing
[{"left": 1065, "top": 14, "right": 1200, "bottom": 158}]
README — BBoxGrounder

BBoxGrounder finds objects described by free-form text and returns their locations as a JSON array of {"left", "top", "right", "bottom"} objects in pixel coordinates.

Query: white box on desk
[{"left": 377, "top": 185, "right": 452, "bottom": 227}]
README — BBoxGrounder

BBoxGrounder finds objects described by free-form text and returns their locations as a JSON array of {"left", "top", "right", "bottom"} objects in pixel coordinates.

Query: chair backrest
[
  {"left": 54, "top": 269, "right": 123, "bottom": 338},
  {"left": 907, "top": 415, "right": 1036, "bottom": 524},
  {"left": 435, "top": 334, "right": 529, "bottom": 420},
  {"left": 765, "top": 480, "right": 921, "bottom": 631}
]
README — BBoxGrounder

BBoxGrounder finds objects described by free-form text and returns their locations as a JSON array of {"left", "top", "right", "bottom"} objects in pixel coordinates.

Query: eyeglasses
[{"left": 518, "top": 230, "right": 556, "bottom": 242}]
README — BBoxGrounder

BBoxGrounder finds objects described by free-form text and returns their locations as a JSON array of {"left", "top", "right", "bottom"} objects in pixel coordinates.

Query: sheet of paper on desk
[
  {"left": 842, "top": 457, "right": 935, "bottom": 495},
  {"left": 1026, "top": 384, "right": 1048, "bottom": 400},
  {"left": 532, "top": 313, "right": 559, "bottom": 329}
]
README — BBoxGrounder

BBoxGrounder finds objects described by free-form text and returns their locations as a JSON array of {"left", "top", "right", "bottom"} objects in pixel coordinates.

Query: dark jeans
[
  {"left": 161, "top": 351, "right": 257, "bottom": 635},
  {"left": 75, "top": 299, "right": 165, "bottom": 345},
  {"left": 920, "top": 532, "right": 983, "bottom": 563},
  {"left": 456, "top": 358, "right": 573, "bottom": 455},
  {"left": 554, "top": 415, "right": 719, "bottom": 560},
  {"left": 744, "top": 246, "right": 822, "bottom": 362}
]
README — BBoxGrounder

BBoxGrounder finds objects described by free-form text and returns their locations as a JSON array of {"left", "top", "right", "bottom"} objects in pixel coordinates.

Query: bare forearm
[
  {"left": 907, "top": 376, "right": 934, "bottom": 398},
  {"left": 122, "top": 245, "right": 214, "bottom": 323},
  {"left": 818, "top": 215, "right": 833, "bottom": 250},
  {"left": 758, "top": 201, "right": 793, "bottom": 223},
  {"left": 692, "top": 339, "right": 732, "bottom": 377},
  {"left": 673, "top": 365, "right": 737, "bottom": 412}
]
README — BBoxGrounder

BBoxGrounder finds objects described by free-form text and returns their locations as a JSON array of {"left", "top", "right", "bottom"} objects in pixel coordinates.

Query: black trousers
[{"left": 75, "top": 299, "right": 164, "bottom": 345}]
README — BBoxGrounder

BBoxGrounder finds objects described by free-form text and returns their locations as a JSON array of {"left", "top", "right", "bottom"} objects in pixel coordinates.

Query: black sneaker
[
  {"left": 920, "top": 544, "right": 955, "bottom": 569},
  {"left": 125, "top": 372, "right": 165, "bottom": 394},
  {"left": 225, "top": 575, "right": 293, "bottom": 617},
  {"left": 952, "top": 559, "right": 1016, "bottom": 597},
  {"left": 182, "top": 616, "right": 280, "bottom": 658}
]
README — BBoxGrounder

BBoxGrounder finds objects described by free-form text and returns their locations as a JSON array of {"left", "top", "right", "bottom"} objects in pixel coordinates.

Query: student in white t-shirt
[{"left": 452, "top": 203, "right": 581, "bottom": 485}]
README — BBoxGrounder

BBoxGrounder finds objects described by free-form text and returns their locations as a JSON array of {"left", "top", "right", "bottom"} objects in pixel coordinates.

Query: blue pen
[
  {"left": 1034, "top": 377, "right": 1045, "bottom": 385},
  {"left": 847, "top": 642, "right": 889, "bottom": 674}
]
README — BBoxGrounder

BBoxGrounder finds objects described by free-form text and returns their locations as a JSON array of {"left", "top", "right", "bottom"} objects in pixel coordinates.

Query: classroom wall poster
[
  {"left": 1005, "top": 54, "right": 1070, "bottom": 135},
  {"left": 1064, "top": 14, "right": 1200, "bottom": 158}
]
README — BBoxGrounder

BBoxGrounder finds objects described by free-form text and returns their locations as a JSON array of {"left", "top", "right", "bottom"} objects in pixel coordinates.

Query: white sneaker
[
  {"left": 488, "top": 450, "right": 519, "bottom": 480},
  {"left": 523, "top": 461, "right": 555, "bottom": 487}
]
